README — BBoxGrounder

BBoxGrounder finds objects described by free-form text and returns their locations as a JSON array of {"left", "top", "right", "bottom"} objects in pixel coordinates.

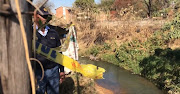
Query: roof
[{"left": 55, "top": 6, "right": 71, "bottom": 10}]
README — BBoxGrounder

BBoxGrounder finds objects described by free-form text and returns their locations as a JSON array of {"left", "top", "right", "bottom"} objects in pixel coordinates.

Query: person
[{"left": 33, "top": 7, "right": 64, "bottom": 94}]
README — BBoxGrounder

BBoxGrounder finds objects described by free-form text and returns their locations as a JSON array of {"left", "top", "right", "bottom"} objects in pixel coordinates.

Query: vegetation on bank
[
  {"left": 74, "top": 0, "right": 180, "bottom": 93},
  {"left": 79, "top": 13, "right": 180, "bottom": 94}
]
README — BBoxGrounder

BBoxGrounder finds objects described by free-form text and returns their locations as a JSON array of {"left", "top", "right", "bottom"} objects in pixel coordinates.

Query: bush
[
  {"left": 89, "top": 46, "right": 101, "bottom": 56},
  {"left": 140, "top": 48, "right": 180, "bottom": 93},
  {"left": 115, "top": 40, "right": 149, "bottom": 74},
  {"left": 101, "top": 54, "right": 119, "bottom": 65},
  {"left": 103, "top": 43, "right": 111, "bottom": 50},
  {"left": 162, "top": 13, "right": 180, "bottom": 40}
]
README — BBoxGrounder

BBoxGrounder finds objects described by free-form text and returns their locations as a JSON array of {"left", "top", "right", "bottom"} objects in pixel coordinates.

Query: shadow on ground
[{"left": 59, "top": 77, "right": 75, "bottom": 94}]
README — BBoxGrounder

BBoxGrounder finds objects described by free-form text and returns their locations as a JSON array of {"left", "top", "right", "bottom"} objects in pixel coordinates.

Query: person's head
[{"left": 35, "top": 7, "right": 52, "bottom": 26}]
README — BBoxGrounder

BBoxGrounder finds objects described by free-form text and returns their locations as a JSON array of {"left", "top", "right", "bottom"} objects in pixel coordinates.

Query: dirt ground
[
  {"left": 59, "top": 74, "right": 114, "bottom": 94},
  {"left": 95, "top": 84, "right": 114, "bottom": 94}
]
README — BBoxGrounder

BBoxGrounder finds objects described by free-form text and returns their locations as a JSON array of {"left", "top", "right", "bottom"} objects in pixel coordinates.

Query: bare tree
[
  {"left": 143, "top": 0, "right": 152, "bottom": 17},
  {"left": 74, "top": 0, "right": 95, "bottom": 10},
  {"left": 98, "top": 0, "right": 115, "bottom": 11}
]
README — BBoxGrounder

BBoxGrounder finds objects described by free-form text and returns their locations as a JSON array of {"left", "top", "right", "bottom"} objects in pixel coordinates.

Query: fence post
[{"left": 0, "top": 0, "right": 32, "bottom": 94}]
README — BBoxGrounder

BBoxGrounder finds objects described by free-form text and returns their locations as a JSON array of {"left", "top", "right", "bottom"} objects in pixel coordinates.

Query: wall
[{"left": 56, "top": 7, "right": 71, "bottom": 23}]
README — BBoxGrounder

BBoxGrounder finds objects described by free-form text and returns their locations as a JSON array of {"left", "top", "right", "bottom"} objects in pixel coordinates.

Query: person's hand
[{"left": 60, "top": 72, "right": 65, "bottom": 84}]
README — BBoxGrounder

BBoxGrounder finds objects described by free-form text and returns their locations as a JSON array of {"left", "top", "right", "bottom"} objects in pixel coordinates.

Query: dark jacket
[
  {"left": 48, "top": 25, "right": 68, "bottom": 39},
  {"left": 36, "top": 28, "right": 64, "bottom": 72}
]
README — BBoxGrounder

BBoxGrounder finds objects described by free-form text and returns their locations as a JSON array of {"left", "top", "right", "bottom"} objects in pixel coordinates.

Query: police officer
[{"left": 34, "top": 7, "right": 64, "bottom": 94}]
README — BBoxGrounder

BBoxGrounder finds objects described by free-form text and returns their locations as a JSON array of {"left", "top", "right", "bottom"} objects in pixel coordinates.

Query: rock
[{"left": 89, "top": 55, "right": 97, "bottom": 61}]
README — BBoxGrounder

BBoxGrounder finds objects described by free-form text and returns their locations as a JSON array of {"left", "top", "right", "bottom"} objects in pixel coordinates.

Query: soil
[{"left": 95, "top": 84, "right": 114, "bottom": 94}]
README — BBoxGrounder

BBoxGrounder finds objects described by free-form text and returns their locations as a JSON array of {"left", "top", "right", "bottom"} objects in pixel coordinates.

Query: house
[{"left": 55, "top": 6, "right": 71, "bottom": 23}]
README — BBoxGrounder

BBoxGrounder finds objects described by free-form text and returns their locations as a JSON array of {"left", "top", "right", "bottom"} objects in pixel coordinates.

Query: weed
[
  {"left": 101, "top": 54, "right": 119, "bottom": 65},
  {"left": 88, "top": 46, "right": 101, "bottom": 57}
]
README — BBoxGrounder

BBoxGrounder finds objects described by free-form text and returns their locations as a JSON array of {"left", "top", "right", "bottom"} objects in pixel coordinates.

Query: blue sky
[{"left": 51, "top": 0, "right": 101, "bottom": 7}]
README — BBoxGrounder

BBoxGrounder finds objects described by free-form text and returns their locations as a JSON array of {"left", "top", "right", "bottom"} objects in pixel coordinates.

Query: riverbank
[
  {"left": 59, "top": 73, "right": 113, "bottom": 94},
  {"left": 80, "top": 57, "right": 165, "bottom": 94},
  {"left": 76, "top": 16, "right": 180, "bottom": 93},
  {"left": 95, "top": 84, "right": 114, "bottom": 94}
]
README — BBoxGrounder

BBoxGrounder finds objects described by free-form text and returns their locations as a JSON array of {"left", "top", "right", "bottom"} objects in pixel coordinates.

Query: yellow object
[
  {"left": 81, "top": 64, "right": 105, "bottom": 79},
  {"left": 35, "top": 41, "right": 105, "bottom": 79}
]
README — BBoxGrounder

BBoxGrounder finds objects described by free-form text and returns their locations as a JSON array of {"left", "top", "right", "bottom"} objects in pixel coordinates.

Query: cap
[{"left": 37, "top": 6, "right": 51, "bottom": 16}]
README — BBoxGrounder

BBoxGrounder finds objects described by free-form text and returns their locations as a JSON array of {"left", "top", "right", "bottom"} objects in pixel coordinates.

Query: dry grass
[
  {"left": 50, "top": 16, "right": 69, "bottom": 28},
  {"left": 75, "top": 19, "right": 165, "bottom": 51},
  {"left": 71, "top": 6, "right": 166, "bottom": 51}
]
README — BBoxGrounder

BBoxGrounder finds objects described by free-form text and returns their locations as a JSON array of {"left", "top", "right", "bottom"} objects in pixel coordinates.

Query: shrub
[
  {"left": 115, "top": 40, "right": 149, "bottom": 74},
  {"left": 89, "top": 46, "right": 101, "bottom": 56},
  {"left": 140, "top": 48, "right": 180, "bottom": 93},
  {"left": 101, "top": 54, "right": 119, "bottom": 65},
  {"left": 162, "top": 13, "right": 180, "bottom": 40},
  {"left": 103, "top": 43, "right": 111, "bottom": 50}
]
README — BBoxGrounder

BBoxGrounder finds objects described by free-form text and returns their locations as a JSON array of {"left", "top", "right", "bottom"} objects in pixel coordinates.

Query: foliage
[
  {"left": 116, "top": 40, "right": 150, "bottom": 74},
  {"left": 114, "top": 12, "right": 180, "bottom": 92},
  {"left": 98, "top": 0, "right": 115, "bottom": 11},
  {"left": 103, "top": 43, "right": 111, "bottom": 50},
  {"left": 88, "top": 46, "right": 101, "bottom": 56},
  {"left": 115, "top": 30, "right": 167, "bottom": 73},
  {"left": 152, "top": 8, "right": 168, "bottom": 17},
  {"left": 74, "top": 0, "right": 96, "bottom": 10},
  {"left": 142, "top": 0, "right": 169, "bottom": 17},
  {"left": 162, "top": 13, "right": 180, "bottom": 40},
  {"left": 140, "top": 48, "right": 180, "bottom": 93},
  {"left": 101, "top": 54, "right": 119, "bottom": 65},
  {"left": 78, "top": 3, "right": 180, "bottom": 92},
  {"left": 113, "top": 0, "right": 136, "bottom": 9},
  {"left": 85, "top": 43, "right": 111, "bottom": 57}
]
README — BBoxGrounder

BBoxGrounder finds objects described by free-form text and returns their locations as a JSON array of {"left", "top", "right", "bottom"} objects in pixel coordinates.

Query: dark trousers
[{"left": 36, "top": 66, "right": 59, "bottom": 94}]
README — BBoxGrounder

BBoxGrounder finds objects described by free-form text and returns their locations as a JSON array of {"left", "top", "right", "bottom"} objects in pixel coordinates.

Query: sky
[
  {"left": 33, "top": 0, "right": 101, "bottom": 13},
  {"left": 50, "top": 0, "right": 101, "bottom": 13}
]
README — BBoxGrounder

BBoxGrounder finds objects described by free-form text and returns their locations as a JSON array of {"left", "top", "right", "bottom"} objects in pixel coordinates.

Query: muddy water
[{"left": 79, "top": 57, "right": 164, "bottom": 94}]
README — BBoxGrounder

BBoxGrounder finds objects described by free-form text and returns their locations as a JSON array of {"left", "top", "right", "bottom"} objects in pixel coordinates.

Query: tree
[
  {"left": 143, "top": 0, "right": 171, "bottom": 17},
  {"left": 143, "top": 0, "right": 153, "bottom": 17},
  {"left": 98, "top": 0, "right": 115, "bottom": 11},
  {"left": 0, "top": 0, "right": 32, "bottom": 94},
  {"left": 112, "top": 0, "right": 171, "bottom": 18},
  {"left": 113, "top": 0, "right": 135, "bottom": 9},
  {"left": 74, "top": 0, "right": 95, "bottom": 10}
]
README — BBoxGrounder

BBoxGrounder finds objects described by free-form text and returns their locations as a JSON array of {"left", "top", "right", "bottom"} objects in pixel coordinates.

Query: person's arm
[
  {"left": 33, "top": 10, "right": 38, "bottom": 25},
  {"left": 48, "top": 25, "right": 68, "bottom": 37},
  {"left": 59, "top": 52, "right": 65, "bottom": 84},
  {"left": 55, "top": 31, "right": 65, "bottom": 83}
]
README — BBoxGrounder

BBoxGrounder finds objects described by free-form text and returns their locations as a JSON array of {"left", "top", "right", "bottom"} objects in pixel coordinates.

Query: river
[{"left": 79, "top": 57, "right": 164, "bottom": 94}]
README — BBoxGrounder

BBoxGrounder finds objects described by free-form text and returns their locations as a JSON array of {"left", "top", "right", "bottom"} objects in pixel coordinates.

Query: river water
[{"left": 79, "top": 57, "right": 164, "bottom": 94}]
